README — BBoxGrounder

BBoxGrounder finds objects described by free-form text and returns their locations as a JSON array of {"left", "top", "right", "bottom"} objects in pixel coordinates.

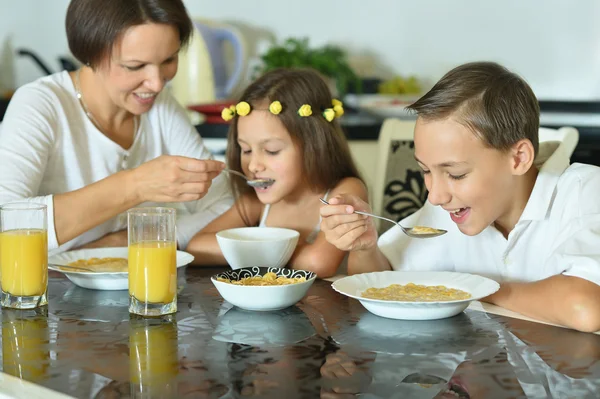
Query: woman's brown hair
[
  {"left": 226, "top": 68, "right": 363, "bottom": 225},
  {"left": 66, "top": 0, "right": 193, "bottom": 68}
]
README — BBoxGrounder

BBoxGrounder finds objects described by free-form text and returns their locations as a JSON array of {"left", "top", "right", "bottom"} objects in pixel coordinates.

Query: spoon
[
  {"left": 319, "top": 198, "right": 447, "bottom": 238},
  {"left": 49, "top": 264, "right": 95, "bottom": 272},
  {"left": 223, "top": 169, "right": 275, "bottom": 188}
]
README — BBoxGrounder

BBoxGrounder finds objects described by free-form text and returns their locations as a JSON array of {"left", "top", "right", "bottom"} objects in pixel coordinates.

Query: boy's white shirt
[
  {"left": 379, "top": 143, "right": 600, "bottom": 286},
  {"left": 0, "top": 71, "right": 233, "bottom": 254}
]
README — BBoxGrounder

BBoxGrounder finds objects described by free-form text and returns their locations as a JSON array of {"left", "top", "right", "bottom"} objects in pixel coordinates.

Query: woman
[{"left": 0, "top": 0, "right": 232, "bottom": 254}]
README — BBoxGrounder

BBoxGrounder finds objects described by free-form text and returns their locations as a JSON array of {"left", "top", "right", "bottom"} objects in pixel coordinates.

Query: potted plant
[{"left": 255, "top": 37, "right": 360, "bottom": 96}]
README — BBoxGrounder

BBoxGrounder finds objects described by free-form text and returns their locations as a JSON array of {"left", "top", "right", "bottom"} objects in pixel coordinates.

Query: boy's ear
[{"left": 510, "top": 139, "right": 535, "bottom": 176}]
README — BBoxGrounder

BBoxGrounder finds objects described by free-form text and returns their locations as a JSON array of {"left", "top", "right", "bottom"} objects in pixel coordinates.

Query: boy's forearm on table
[{"left": 483, "top": 274, "right": 600, "bottom": 332}]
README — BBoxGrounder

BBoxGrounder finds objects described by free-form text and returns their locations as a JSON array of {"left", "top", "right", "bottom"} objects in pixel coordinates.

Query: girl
[{"left": 186, "top": 68, "right": 368, "bottom": 278}]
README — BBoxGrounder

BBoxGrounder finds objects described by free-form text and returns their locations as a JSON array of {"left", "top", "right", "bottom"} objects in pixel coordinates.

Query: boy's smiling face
[{"left": 414, "top": 116, "right": 524, "bottom": 236}]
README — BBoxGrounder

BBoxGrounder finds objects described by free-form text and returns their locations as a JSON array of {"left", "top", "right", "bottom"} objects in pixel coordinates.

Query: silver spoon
[
  {"left": 49, "top": 263, "right": 95, "bottom": 272},
  {"left": 319, "top": 198, "right": 447, "bottom": 238},
  {"left": 223, "top": 169, "right": 275, "bottom": 188}
]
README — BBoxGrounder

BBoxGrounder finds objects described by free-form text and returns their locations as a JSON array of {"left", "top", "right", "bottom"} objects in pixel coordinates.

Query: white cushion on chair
[{"left": 538, "top": 126, "right": 578, "bottom": 162}]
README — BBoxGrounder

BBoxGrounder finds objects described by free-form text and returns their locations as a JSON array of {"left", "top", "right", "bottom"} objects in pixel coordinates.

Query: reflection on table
[{"left": 0, "top": 267, "right": 599, "bottom": 398}]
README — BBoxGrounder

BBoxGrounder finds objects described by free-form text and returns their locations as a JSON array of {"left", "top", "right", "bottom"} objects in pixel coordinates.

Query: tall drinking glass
[
  {"left": 128, "top": 207, "right": 177, "bottom": 316},
  {"left": 0, "top": 203, "right": 48, "bottom": 309}
]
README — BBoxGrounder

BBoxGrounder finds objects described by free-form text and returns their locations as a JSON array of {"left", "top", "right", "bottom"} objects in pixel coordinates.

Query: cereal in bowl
[
  {"left": 67, "top": 257, "right": 128, "bottom": 273},
  {"left": 362, "top": 283, "right": 471, "bottom": 302},
  {"left": 217, "top": 272, "right": 307, "bottom": 286}
]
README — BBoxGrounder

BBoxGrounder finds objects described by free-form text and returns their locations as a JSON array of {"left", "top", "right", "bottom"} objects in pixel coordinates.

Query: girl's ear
[{"left": 510, "top": 139, "right": 535, "bottom": 176}]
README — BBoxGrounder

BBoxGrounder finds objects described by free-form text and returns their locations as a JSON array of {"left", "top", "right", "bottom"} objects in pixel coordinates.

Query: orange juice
[
  {"left": 2, "top": 317, "right": 49, "bottom": 381},
  {"left": 129, "top": 321, "right": 178, "bottom": 385},
  {"left": 0, "top": 229, "right": 48, "bottom": 296},
  {"left": 129, "top": 241, "right": 176, "bottom": 303}
]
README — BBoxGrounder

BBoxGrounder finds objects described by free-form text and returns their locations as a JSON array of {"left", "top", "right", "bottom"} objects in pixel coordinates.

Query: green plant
[{"left": 256, "top": 37, "right": 360, "bottom": 95}]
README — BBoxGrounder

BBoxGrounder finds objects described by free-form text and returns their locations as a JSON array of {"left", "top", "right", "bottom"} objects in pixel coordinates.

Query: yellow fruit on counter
[{"left": 378, "top": 75, "right": 421, "bottom": 95}]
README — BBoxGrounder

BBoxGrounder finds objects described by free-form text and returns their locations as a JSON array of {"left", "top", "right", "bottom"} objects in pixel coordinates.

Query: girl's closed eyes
[{"left": 239, "top": 148, "right": 282, "bottom": 156}]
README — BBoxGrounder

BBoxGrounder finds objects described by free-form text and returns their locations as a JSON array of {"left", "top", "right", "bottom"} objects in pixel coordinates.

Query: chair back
[
  {"left": 372, "top": 118, "right": 424, "bottom": 233},
  {"left": 537, "top": 126, "right": 579, "bottom": 163}
]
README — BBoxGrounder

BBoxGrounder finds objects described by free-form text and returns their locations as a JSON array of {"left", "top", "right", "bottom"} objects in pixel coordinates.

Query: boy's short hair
[{"left": 407, "top": 62, "right": 540, "bottom": 156}]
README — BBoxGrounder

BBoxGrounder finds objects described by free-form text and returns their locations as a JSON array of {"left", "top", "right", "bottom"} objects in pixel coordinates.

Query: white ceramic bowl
[
  {"left": 216, "top": 227, "right": 299, "bottom": 269},
  {"left": 211, "top": 267, "right": 316, "bottom": 311},
  {"left": 332, "top": 271, "right": 500, "bottom": 321},
  {"left": 48, "top": 247, "right": 194, "bottom": 291}
]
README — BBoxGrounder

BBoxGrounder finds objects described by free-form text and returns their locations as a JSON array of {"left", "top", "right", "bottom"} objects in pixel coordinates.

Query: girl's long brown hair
[{"left": 226, "top": 68, "right": 363, "bottom": 225}]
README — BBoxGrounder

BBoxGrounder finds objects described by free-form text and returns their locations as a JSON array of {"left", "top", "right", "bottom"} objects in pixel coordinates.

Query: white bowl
[
  {"left": 216, "top": 227, "right": 299, "bottom": 269},
  {"left": 48, "top": 247, "right": 194, "bottom": 291},
  {"left": 211, "top": 267, "right": 316, "bottom": 311},
  {"left": 332, "top": 271, "right": 500, "bottom": 321}
]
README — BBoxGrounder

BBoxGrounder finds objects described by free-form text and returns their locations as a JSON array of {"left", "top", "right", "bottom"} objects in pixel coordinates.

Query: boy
[{"left": 320, "top": 62, "right": 600, "bottom": 332}]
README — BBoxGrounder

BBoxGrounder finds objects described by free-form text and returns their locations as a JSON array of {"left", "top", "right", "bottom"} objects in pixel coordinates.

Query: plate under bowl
[{"left": 49, "top": 247, "right": 194, "bottom": 290}]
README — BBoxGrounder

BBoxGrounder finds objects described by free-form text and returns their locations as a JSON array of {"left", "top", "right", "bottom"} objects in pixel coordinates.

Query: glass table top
[{"left": 1, "top": 267, "right": 600, "bottom": 398}]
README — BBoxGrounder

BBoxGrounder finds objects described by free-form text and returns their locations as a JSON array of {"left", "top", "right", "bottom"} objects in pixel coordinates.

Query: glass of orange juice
[
  {"left": 129, "top": 316, "right": 178, "bottom": 397},
  {"left": 0, "top": 203, "right": 48, "bottom": 309},
  {"left": 1, "top": 308, "right": 50, "bottom": 382},
  {"left": 128, "top": 207, "right": 177, "bottom": 316}
]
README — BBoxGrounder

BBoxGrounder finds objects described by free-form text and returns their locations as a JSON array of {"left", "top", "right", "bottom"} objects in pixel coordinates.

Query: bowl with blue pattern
[{"left": 211, "top": 267, "right": 317, "bottom": 311}]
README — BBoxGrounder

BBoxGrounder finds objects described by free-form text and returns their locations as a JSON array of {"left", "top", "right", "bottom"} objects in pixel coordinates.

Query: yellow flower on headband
[
  {"left": 323, "top": 108, "right": 335, "bottom": 122},
  {"left": 333, "top": 104, "right": 344, "bottom": 118},
  {"left": 298, "top": 104, "right": 312, "bottom": 117},
  {"left": 221, "top": 106, "right": 235, "bottom": 121},
  {"left": 332, "top": 98, "right": 343, "bottom": 107},
  {"left": 269, "top": 101, "right": 282, "bottom": 115},
  {"left": 236, "top": 101, "right": 251, "bottom": 116}
]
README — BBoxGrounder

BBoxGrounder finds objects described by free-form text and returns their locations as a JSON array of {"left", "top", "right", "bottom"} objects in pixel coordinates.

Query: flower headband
[{"left": 221, "top": 99, "right": 344, "bottom": 122}]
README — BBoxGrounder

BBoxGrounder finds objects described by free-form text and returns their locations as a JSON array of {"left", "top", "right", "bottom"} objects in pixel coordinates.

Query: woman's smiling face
[{"left": 95, "top": 23, "right": 181, "bottom": 115}]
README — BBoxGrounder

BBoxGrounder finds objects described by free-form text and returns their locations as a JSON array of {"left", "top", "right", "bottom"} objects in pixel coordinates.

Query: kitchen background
[
  {"left": 1, "top": 0, "right": 600, "bottom": 99},
  {"left": 1, "top": 0, "right": 600, "bottom": 186}
]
